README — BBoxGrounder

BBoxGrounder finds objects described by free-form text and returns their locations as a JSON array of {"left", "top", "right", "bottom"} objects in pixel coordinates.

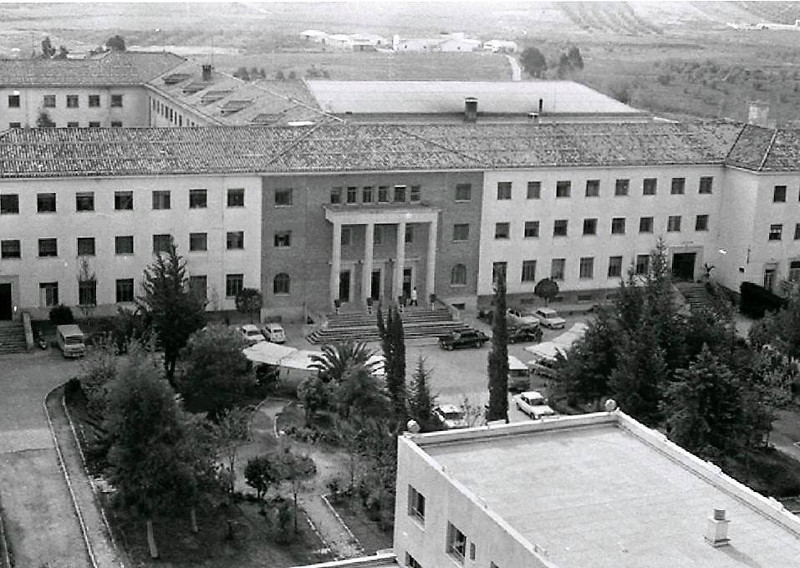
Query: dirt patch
[{"left": 328, "top": 497, "right": 393, "bottom": 554}]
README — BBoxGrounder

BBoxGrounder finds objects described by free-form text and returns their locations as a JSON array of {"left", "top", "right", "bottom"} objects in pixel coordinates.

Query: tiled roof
[
  {"left": 2, "top": 120, "right": 793, "bottom": 179},
  {"left": 726, "top": 123, "right": 800, "bottom": 172},
  {"left": 0, "top": 51, "right": 184, "bottom": 88}
]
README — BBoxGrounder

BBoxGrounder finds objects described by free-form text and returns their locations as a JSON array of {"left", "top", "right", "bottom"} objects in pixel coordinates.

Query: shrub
[
  {"left": 49, "top": 304, "right": 75, "bottom": 325},
  {"left": 740, "top": 282, "right": 786, "bottom": 318}
]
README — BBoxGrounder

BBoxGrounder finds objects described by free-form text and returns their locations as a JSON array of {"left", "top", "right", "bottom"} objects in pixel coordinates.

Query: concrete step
[{"left": 0, "top": 322, "right": 27, "bottom": 354}]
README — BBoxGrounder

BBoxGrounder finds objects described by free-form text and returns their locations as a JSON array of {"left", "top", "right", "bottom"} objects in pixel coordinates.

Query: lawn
[{"left": 329, "top": 497, "right": 393, "bottom": 554}]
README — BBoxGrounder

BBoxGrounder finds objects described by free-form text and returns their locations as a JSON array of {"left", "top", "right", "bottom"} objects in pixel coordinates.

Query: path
[
  {"left": 506, "top": 54, "right": 522, "bottom": 81},
  {"left": 242, "top": 399, "right": 363, "bottom": 560}
]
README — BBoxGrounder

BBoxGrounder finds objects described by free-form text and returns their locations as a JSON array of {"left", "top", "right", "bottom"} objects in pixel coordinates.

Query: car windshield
[
  {"left": 65, "top": 337, "right": 83, "bottom": 345},
  {"left": 526, "top": 396, "right": 546, "bottom": 405},
  {"left": 442, "top": 411, "right": 464, "bottom": 421},
  {"left": 245, "top": 329, "right": 261, "bottom": 337}
]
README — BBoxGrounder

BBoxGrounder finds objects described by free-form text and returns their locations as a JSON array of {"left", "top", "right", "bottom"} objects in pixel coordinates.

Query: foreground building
[{"left": 393, "top": 410, "right": 800, "bottom": 568}]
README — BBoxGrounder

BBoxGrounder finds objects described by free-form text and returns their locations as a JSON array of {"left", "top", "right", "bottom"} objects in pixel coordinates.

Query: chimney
[
  {"left": 538, "top": 98, "right": 544, "bottom": 114},
  {"left": 747, "top": 101, "right": 769, "bottom": 127},
  {"left": 528, "top": 112, "right": 540, "bottom": 124},
  {"left": 464, "top": 97, "right": 478, "bottom": 123},
  {"left": 202, "top": 64, "right": 213, "bottom": 82},
  {"left": 705, "top": 508, "right": 730, "bottom": 547}
]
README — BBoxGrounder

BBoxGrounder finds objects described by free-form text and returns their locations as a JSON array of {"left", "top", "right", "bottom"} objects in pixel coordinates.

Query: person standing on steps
[{"left": 410, "top": 287, "right": 418, "bottom": 306}]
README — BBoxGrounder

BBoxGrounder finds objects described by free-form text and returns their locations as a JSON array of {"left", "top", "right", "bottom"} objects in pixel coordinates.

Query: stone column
[
  {"left": 362, "top": 222, "right": 375, "bottom": 306},
  {"left": 393, "top": 220, "right": 407, "bottom": 302},
  {"left": 426, "top": 215, "right": 438, "bottom": 304},
  {"left": 330, "top": 221, "right": 342, "bottom": 308}
]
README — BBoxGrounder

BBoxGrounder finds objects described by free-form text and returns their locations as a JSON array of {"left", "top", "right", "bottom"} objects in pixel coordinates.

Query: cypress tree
[{"left": 487, "top": 272, "right": 509, "bottom": 422}]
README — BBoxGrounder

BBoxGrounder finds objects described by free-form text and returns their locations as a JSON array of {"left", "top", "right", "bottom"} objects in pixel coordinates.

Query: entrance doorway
[
  {"left": 764, "top": 268, "right": 777, "bottom": 292},
  {"left": 339, "top": 270, "right": 351, "bottom": 303},
  {"left": 371, "top": 269, "right": 381, "bottom": 301},
  {"left": 402, "top": 268, "right": 413, "bottom": 300},
  {"left": 672, "top": 253, "right": 696, "bottom": 282},
  {"left": 0, "top": 284, "right": 11, "bottom": 320}
]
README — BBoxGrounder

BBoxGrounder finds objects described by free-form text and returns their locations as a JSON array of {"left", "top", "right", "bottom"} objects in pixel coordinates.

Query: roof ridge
[
  {"left": 758, "top": 127, "right": 780, "bottom": 172},
  {"left": 723, "top": 122, "right": 749, "bottom": 164},
  {"left": 251, "top": 80, "right": 343, "bottom": 124},
  {"left": 395, "top": 125, "right": 486, "bottom": 168},
  {"left": 259, "top": 122, "right": 327, "bottom": 169}
]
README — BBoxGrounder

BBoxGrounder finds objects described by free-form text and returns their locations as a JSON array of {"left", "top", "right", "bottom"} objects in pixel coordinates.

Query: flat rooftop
[{"left": 416, "top": 413, "right": 800, "bottom": 568}]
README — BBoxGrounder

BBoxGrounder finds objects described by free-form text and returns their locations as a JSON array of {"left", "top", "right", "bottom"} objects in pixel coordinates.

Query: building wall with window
[
  {"left": 478, "top": 165, "right": 725, "bottom": 306},
  {"left": 1, "top": 86, "right": 148, "bottom": 129},
  {"left": 146, "top": 90, "right": 214, "bottom": 128},
  {"left": 0, "top": 174, "right": 261, "bottom": 318}
]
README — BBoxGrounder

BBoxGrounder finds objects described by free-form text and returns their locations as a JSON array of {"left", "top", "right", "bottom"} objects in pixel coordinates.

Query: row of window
[
  {"left": 7, "top": 93, "right": 123, "bottom": 109},
  {"left": 495, "top": 176, "right": 714, "bottom": 200},
  {"left": 329, "top": 184, "right": 422, "bottom": 205},
  {"left": 0, "top": 188, "right": 245, "bottom": 215},
  {"left": 151, "top": 98, "right": 198, "bottom": 127},
  {"left": 339, "top": 224, "right": 419, "bottom": 246},
  {"left": 767, "top": 223, "right": 800, "bottom": 241},
  {"left": 772, "top": 185, "right": 800, "bottom": 203},
  {"left": 488, "top": 254, "right": 656, "bottom": 284},
  {"left": 494, "top": 215, "right": 710, "bottom": 239},
  {"left": 8, "top": 121, "right": 122, "bottom": 129}
]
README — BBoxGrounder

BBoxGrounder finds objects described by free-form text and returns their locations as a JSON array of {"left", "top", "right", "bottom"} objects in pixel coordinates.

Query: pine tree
[
  {"left": 384, "top": 306, "right": 407, "bottom": 423},
  {"left": 487, "top": 272, "right": 509, "bottom": 422},
  {"left": 409, "top": 356, "right": 436, "bottom": 431}
]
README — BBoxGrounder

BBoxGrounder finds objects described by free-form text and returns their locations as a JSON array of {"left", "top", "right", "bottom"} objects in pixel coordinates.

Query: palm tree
[{"left": 310, "top": 342, "right": 376, "bottom": 383}]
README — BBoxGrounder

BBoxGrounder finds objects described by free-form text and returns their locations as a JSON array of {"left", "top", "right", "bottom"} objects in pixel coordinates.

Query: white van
[
  {"left": 56, "top": 324, "right": 86, "bottom": 358},
  {"left": 508, "top": 355, "right": 531, "bottom": 391}
]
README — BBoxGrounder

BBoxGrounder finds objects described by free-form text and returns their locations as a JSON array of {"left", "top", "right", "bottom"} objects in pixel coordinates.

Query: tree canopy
[
  {"left": 534, "top": 278, "right": 559, "bottom": 305},
  {"left": 520, "top": 47, "right": 547, "bottom": 78},
  {"left": 235, "top": 287, "right": 263, "bottom": 323},
  {"left": 106, "top": 35, "right": 126, "bottom": 52},
  {"left": 487, "top": 272, "right": 509, "bottom": 422}
]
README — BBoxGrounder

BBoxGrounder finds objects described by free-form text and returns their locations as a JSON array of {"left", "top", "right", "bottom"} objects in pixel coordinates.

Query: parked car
[
  {"left": 438, "top": 329, "right": 489, "bottom": 350},
  {"left": 56, "top": 324, "right": 86, "bottom": 358},
  {"left": 508, "top": 355, "right": 531, "bottom": 391},
  {"left": 507, "top": 307, "right": 540, "bottom": 326},
  {"left": 534, "top": 307, "right": 567, "bottom": 329},
  {"left": 508, "top": 323, "right": 543, "bottom": 344},
  {"left": 433, "top": 404, "right": 469, "bottom": 429},
  {"left": 238, "top": 324, "right": 267, "bottom": 346},
  {"left": 262, "top": 322, "right": 286, "bottom": 344},
  {"left": 513, "top": 391, "right": 557, "bottom": 420}
]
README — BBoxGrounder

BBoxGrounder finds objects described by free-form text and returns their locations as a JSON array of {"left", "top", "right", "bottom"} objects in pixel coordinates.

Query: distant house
[
  {"left": 483, "top": 39, "right": 518, "bottom": 53},
  {"left": 326, "top": 34, "right": 353, "bottom": 50},
  {"left": 395, "top": 38, "right": 444, "bottom": 52},
  {"left": 349, "top": 33, "right": 388, "bottom": 52},
  {"left": 300, "top": 29, "right": 328, "bottom": 43},
  {"left": 439, "top": 38, "right": 482, "bottom": 52}
]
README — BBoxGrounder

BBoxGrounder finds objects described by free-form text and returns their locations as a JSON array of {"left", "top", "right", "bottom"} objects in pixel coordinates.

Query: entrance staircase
[
  {"left": 0, "top": 321, "right": 28, "bottom": 354},
  {"left": 307, "top": 306, "right": 468, "bottom": 345},
  {"left": 675, "top": 282, "right": 716, "bottom": 312}
]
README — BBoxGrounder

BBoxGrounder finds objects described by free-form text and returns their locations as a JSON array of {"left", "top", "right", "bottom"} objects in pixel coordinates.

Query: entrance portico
[{"left": 325, "top": 205, "right": 439, "bottom": 308}]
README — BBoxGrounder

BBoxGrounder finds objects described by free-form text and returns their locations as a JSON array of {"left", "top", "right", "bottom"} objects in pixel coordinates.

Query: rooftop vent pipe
[
  {"left": 202, "top": 64, "right": 213, "bottom": 82},
  {"left": 705, "top": 508, "right": 730, "bottom": 547},
  {"left": 464, "top": 97, "right": 478, "bottom": 123}
]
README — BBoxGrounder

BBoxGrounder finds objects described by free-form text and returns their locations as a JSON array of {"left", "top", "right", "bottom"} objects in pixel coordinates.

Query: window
[
  {"left": 521, "top": 260, "right": 537, "bottom": 282},
  {"left": 274, "top": 231, "right": 291, "bottom": 248},
  {"left": 615, "top": 179, "right": 630, "bottom": 196},
  {"left": 556, "top": 180, "right": 571, "bottom": 198},
  {"left": 115, "top": 236, "right": 134, "bottom": 255},
  {"left": 88, "top": 121, "right": 100, "bottom": 128},
  {"left": 495, "top": 222, "right": 510, "bottom": 239},
  {"left": 39, "top": 282, "right": 59, "bottom": 307},
  {"left": 189, "top": 275, "right": 207, "bottom": 302},
  {"left": 378, "top": 186, "right": 390, "bottom": 203},
  {"left": 37, "top": 193, "right": 56, "bottom": 213},
  {"left": 455, "top": 183, "right": 472, "bottom": 201},
  {"left": 394, "top": 185, "right": 407, "bottom": 202},
  {"left": 579, "top": 257, "right": 594, "bottom": 279},
  {"left": 153, "top": 234, "right": 172, "bottom": 254},
  {"left": 362, "top": 186, "right": 373, "bottom": 203},
  {"left": 270, "top": 187, "right": 292, "bottom": 207},
  {"left": 347, "top": 186, "right": 358, "bottom": 204},
  {"left": 405, "top": 225, "right": 414, "bottom": 244},
  {"left": 608, "top": 256, "right": 623, "bottom": 278},
  {"left": 408, "top": 486, "right": 425, "bottom": 523},
  {"left": 643, "top": 178, "right": 657, "bottom": 195},
  {"left": 446, "top": 522, "right": 467, "bottom": 563},
  {"left": 410, "top": 185, "right": 421, "bottom": 202},
  {"left": 77, "top": 237, "right": 95, "bottom": 256},
  {"left": 635, "top": 254, "right": 650, "bottom": 275},
  {"left": 227, "top": 188, "right": 245, "bottom": 207},
  {"left": 667, "top": 215, "right": 682, "bottom": 232},
  {"left": 699, "top": 176, "right": 713, "bottom": 194},
  {"left": 74, "top": 192, "right": 94, "bottom": 212},
  {"left": 340, "top": 226, "right": 352, "bottom": 246},
  {"left": 66, "top": 95, "right": 79, "bottom": 108},
  {"left": 189, "top": 189, "right": 207, "bottom": 209},
  {"left": 111, "top": 121, "right": 122, "bottom": 128},
  {"left": 492, "top": 262, "right": 507, "bottom": 283},
  {"left": 330, "top": 187, "right": 342, "bottom": 204},
  {"left": 769, "top": 224, "right": 783, "bottom": 241},
  {"left": 551, "top": 258, "right": 565, "bottom": 281},
  {"left": 791, "top": 261, "right": 800, "bottom": 283},
  {"left": 116, "top": 279, "right": 134, "bottom": 303},
  {"left": 1, "top": 194, "right": 19, "bottom": 214},
  {"left": 553, "top": 219, "right": 568, "bottom": 237},
  {"left": 695, "top": 214, "right": 709, "bottom": 231},
  {"left": 527, "top": 181, "right": 541, "bottom": 199},
  {"left": 67, "top": 121, "right": 79, "bottom": 128},
  {"left": 88, "top": 94, "right": 100, "bottom": 108},
  {"left": 524, "top": 221, "right": 539, "bottom": 238},
  {"left": 9, "top": 122, "right": 21, "bottom": 128},
  {"left": 38, "top": 238, "right": 58, "bottom": 257},
  {"left": 639, "top": 216, "right": 654, "bottom": 233},
  {"left": 152, "top": 190, "right": 171, "bottom": 210},
  {"left": 585, "top": 179, "right": 600, "bottom": 197},
  {"left": 469, "top": 543, "right": 476, "bottom": 562},
  {"left": 79, "top": 280, "right": 97, "bottom": 307},
  {"left": 8, "top": 95, "right": 20, "bottom": 108},
  {"left": 43, "top": 94, "right": 56, "bottom": 108},
  {"left": 374, "top": 225, "right": 383, "bottom": 245},
  {"left": 111, "top": 94, "right": 123, "bottom": 107},
  {"left": 227, "top": 231, "right": 244, "bottom": 250},
  {"left": 795, "top": 223, "right": 800, "bottom": 240},
  {"left": 451, "top": 264, "right": 467, "bottom": 285},
  {"left": 1, "top": 240, "right": 21, "bottom": 259},
  {"left": 774, "top": 185, "right": 787, "bottom": 203},
  {"left": 497, "top": 181, "right": 512, "bottom": 200},
  {"left": 405, "top": 553, "right": 423, "bottom": 568},
  {"left": 583, "top": 218, "right": 597, "bottom": 235},
  {"left": 611, "top": 217, "right": 626, "bottom": 234},
  {"left": 671, "top": 177, "right": 685, "bottom": 195},
  {"left": 453, "top": 223, "right": 470, "bottom": 241},
  {"left": 226, "top": 274, "right": 244, "bottom": 297},
  {"left": 189, "top": 232, "right": 207, "bottom": 252},
  {"left": 273, "top": 273, "right": 290, "bottom": 295}
]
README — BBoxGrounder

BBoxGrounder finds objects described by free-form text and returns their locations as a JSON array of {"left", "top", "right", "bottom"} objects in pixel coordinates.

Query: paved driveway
[{"left": 0, "top": 350, "right": 91, "bottom": 568}]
